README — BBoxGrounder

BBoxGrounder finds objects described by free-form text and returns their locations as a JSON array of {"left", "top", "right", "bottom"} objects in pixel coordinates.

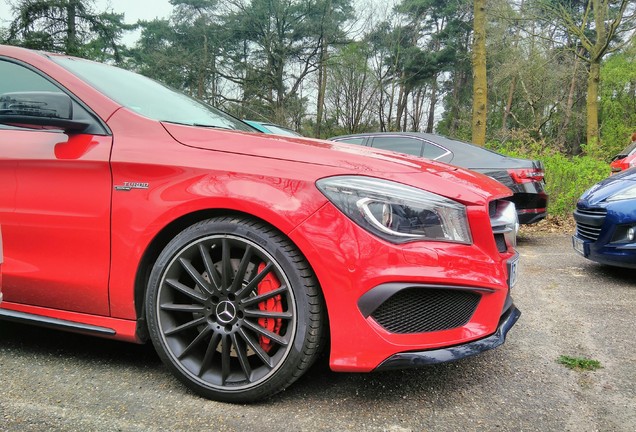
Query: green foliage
[
  {"left": 600, "top": 45, "right": 636, "bottom": 158},
  {"left": 558, "top": 355, "right": 602, "bottom": 371},
  {"left": 488, "top": 133, "right": 609, "bottom": 217},
  {"left": 542, "top": 152, "right": 609, "bottom": 216},
  {"left": 4, "top": 0, "right": 133, "bottom": 62}
]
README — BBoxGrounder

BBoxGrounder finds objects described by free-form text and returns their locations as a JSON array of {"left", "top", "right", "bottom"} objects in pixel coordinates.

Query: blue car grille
[{"left": 574, "top": 207, "right": 607, "bottom": 241}]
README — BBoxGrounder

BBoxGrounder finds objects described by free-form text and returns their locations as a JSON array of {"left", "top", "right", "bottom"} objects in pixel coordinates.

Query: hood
[
  {"left": 162, "top": 122, "right": 455, "bottom": 175},
  {"left": 579, "top": 168, "right": 636, "bottom": 205},
  {"left": 161, "top": 122, "right": 513, "bottom": 204}
]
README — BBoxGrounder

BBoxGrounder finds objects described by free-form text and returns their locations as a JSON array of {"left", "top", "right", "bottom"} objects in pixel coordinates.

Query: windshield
[
  {"left": 263, "top": 123, "right": 302, "bottom": 137},
  {"left": 618, "top": 141, "right": 636, "bottom": 157},
  {"left": 52, "top": 56, "right": 254, "bottom": 132}
]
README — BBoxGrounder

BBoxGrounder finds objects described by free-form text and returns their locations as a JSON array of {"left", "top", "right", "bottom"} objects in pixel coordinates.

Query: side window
[
  {"left": 0, "top": 60, "right": 62, "bottom": 94},
  {"left": 336, "top": 137, "right": 366, "bottom": 145},
  {"left": 370, "top": 137, "right": 423, "bottom": 157},
  {"left": 0, "top": 59, "right": 104, "bottom": 134},
  {"left": 422, "top": 143, "right": 450, "bottom": 160}
]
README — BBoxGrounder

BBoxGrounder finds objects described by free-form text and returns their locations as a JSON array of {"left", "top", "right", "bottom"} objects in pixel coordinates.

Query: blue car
[{"left": 573, "top": 168, "right": 636, "bottom": 268}]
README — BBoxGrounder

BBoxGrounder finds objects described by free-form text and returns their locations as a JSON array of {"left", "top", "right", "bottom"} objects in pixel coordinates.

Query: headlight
[
  {"left": 316, "top": 176, "right": 472, "bottom": 244},
  {"left": 606, "top": 184, "right": 636, "bottom": 202}
]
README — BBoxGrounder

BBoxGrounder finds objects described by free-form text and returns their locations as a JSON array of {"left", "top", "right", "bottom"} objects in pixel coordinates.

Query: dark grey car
[{"left": 330, "top": 132, "right": 548, "bottom": 224}]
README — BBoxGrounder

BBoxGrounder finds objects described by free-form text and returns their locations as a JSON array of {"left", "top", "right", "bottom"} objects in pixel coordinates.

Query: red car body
[
  {"left": 0, "top": 224, "right": 3, "bottom": 304},
  {"left": 610, "top": 137, "right": 636, "bottom": 174},
  {"left": 0, "top": 45, "right": 520, "bottom": 402},
  {"left": 610, "top": 153, "right": 636, "bottom": 174}
]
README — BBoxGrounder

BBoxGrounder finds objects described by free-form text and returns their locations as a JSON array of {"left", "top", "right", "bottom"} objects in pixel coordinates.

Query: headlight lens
[
  {"left": 316, "top": 176, "right": 472, "bottom": 244},
  {"left": 606, "top": 184, "right": 636, "bottom": 202}
]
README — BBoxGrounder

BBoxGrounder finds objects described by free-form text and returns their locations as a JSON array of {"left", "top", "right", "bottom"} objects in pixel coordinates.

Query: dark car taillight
[{"left": 507, "top": 168, "right": 544, "bottom": 184}]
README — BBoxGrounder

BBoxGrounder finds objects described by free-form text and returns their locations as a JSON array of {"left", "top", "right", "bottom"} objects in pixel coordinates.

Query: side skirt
[
  {"left": 0, "top": 308, "right": 116, "bottom": 336},
  {"left": 0, "top": 302, "right": 141, "bottom": 342}
]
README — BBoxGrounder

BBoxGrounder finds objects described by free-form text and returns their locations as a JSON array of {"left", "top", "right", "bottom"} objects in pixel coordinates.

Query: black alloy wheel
[{"left": 146, "top": 216, "right": 325, "bottom": 403}]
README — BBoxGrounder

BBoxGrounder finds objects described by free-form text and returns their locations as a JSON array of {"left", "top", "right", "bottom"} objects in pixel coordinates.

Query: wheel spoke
[
  {"left": 164, "top": 316, "right": 206, "bottom": 336},
  {"left": 165, "top": 278, "right": 207, "bottom": 303},
  {"left": 235, "top": 262, "right": 275, "bottom": 299},
  {"left": 221, "top": 238, "right": 232, "bottom": 292},
  {"left": 221, "top": 334, "right": 231, "bottom": 385},
  {"left": 229, "top": 245, "right": 253, "bottom": 293},
  {"left": 240, "top": 285, "right": 288, "bottom": 308},
  {"left": 179, "top": 257, "right": 214, "bottom": 296},
  {"left": 198, "top": 332, "right": 222, "bottom": 377},
  {"left": 243, "top": 319, "right": 288, "bottom": 347},
  {"left": 160, "top": 303, "right": 206, "bottom": 313},
  {"left": 244, "top": 309, "right": 293, "bottom": 320},
  {"left": 178, "top": 326, "right": 212, "bottom": 360},
  {"left": 237, "top": 328, "right": 274, "bottom": 369},
  {"left": 231, "top": 333, "right": 252, "bottom": 379},
  {"left": 198, "top": 243, "right": 222, "bottom": 291}
]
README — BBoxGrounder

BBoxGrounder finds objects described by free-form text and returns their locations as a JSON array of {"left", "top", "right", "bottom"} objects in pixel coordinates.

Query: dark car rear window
[{"left": 618, "top": 142, "right": 636, "bottom": 157}]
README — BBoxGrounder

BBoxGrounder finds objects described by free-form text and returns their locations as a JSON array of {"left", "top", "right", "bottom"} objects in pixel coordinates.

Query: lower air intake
[{"left": 371, "top": 288, "right": 480, "bottom": 334}]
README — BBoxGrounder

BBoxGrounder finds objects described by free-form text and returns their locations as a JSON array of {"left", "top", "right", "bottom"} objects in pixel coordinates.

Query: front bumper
[
  {"left": 572, "top": 235, "right": 636, "bottom": 269},
  {"left": 375, "top": 304, "right": 521, "bottom": 370},
  {"left": 573, "top": 204, "right": 636, "bottom": 269},
  {"left": 290, "top": 200, "right": 519, "bottom": 372}
]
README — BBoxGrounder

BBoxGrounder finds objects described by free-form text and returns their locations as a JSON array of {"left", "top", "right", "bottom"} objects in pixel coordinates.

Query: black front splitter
[{"left": 375, "top": 304, "right": 521, "bottom": 371}]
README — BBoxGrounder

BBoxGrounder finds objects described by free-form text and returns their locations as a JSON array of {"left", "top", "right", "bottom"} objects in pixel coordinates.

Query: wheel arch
[{"left": 132, "top": 208, "right": 330, "bottom": 346}]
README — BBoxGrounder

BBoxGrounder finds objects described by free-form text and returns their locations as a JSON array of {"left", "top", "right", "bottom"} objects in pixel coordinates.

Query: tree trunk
[
  {"left": 586, "top": 60, "right": 601, "bottom": 152},
  {"left": 557, "top": 49, "right": 582, "bottom": 151},
  {"left": 501, "top": 0, "right": 524, "bottom": 132},
  {"left": 315, "top": 0, "right": 332, "bottom": 138},
  {"left": 426, "top": 75, "right": 438, "bottom": 133},
  {"left": 66, "top": 0, "right": 78, "bottom": 55},
  {"left": 448, "top": 69, "right": 464, "bottom": 136},
  {"left": 315, "top": 39, "right": 328, "bottom": 138},
  {"left": 471, "top": 0, "right": 487, "bottom": 146},
  {"left": 198, "top": 34, "right": 208, "bottom": 100},
  {"left": 502, "top": 76, "right": 516, "bottom": 131}
]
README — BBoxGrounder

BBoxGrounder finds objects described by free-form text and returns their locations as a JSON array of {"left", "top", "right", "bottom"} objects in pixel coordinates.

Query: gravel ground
[{"left": 0, "top": 234, "right": 634, "bottom": 431}]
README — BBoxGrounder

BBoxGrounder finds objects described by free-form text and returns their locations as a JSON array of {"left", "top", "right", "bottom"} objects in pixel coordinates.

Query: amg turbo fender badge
[{"left": 114, "top": 182, "right": 149, "bottom": 191}]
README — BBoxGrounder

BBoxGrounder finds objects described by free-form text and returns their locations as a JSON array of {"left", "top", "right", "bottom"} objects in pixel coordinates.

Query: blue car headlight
[
  {"left": 606, "top": 184, "right": 636, "bottom": 202},
  {"left": 316, "top": 176, "right": 472, "bottom": 244}
]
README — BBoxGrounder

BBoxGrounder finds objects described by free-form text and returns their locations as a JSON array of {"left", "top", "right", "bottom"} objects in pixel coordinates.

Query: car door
[{"left": 0, "top": 58, "right": 112, "bottom": 316}]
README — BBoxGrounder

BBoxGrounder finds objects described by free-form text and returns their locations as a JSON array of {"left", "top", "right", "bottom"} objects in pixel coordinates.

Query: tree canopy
[{"left": 2, "top": 0, "right": 635, "bottom": 155}]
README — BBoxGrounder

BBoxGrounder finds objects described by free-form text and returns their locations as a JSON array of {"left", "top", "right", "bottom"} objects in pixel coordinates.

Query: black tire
[{"left": 145, "top": 216, "right": 325, "bottom": 403}]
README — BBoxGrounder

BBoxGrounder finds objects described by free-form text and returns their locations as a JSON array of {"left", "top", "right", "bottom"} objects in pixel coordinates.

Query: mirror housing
[{"left": 0, "top": 91, "right": 89, "bottom": 132}]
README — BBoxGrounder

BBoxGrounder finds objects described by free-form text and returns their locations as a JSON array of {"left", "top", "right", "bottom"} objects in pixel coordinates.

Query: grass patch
[{"left": 558, "top": 355, "right": 603, "bottom": 371}]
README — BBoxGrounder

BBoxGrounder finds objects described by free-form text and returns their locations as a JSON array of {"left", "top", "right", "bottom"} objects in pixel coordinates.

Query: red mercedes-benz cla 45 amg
[{"left": 0, "top": 45, "right": 520, "bottom": 403}]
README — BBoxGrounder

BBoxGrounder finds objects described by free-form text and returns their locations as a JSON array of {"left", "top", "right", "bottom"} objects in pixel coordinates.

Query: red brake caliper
[{"left": 257, "top": 262, "right": 283, "bottom": 352}]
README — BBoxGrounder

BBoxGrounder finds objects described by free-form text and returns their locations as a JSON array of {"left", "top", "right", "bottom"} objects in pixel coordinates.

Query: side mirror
[{"left": 0, "top": 91, "right": 89, "bottom": 133}]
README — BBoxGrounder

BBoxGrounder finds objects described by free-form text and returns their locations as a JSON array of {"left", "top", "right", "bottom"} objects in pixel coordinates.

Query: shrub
[
  {"left": 487, "top": 137, "right": 609, "bottom": 218},
  {"left": 542, "top": 153, "right": 609, "bottom": 216}
]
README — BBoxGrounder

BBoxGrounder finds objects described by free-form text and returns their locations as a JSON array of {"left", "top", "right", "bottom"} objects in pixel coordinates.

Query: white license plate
[
  {"left": 572, "top": 236, "right": 585, "bottom": 256},
  {"left": 508, "top": 256, "right": 519, "bottom": 289}
]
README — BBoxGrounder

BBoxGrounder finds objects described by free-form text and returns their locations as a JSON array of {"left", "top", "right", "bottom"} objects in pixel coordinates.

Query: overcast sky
[{"left": 0, "top": 0, "right": 175, "bottom": 45}]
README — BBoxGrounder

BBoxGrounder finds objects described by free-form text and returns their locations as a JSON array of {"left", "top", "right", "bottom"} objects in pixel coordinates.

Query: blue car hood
[{"left": 579, "top": 168, "right": 636, "bottom": 206}]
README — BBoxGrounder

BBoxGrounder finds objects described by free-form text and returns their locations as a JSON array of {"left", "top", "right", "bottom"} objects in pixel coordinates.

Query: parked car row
[{"left": 0, "top": 45, "right": 520, "bottom": 403}]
